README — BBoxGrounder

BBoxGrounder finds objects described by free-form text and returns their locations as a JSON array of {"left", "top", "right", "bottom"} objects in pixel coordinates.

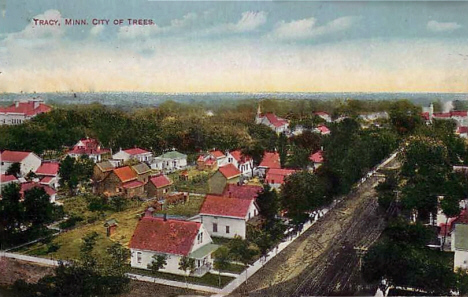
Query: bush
[
  {"left": 47, "top": 242, "right": 61, "bottom": 253},
  {"left": 87, "top": 196, "right": 110, "bottom": 212},
  {"left": 59, "top": 216, "right": 84, "bottom": 230}
]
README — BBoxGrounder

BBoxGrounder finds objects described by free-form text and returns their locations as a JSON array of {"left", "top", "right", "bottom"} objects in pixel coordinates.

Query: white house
[
  {"left": 112, "top": 148, "right": 153, "bottom": 164},
  {"left": 151, "top": 150, "right": 187, "bottom": 171},
  {"left": 0, "top": 99, "right": 52, "bottom": 125},
  {"left": 452, "top": 224, "right": 468, "bottom": 271},
  {"left": 0, "top": 150, "right": 42, "bottom": 176},
  {"left": 314, "top": 111, "right": 332, "bottom": 123},
  {"left": 199, "top": 195, "right": 259, "bottom": 239},
  {"left": 265, "top": 168, "right": 297, "bottom": 190},
  {"left": 67, "top": 138, "right": 110, "bottom": 163},
  {"left": 0, "top": 174, "right": 19, "bottom": 193},
  {"left": 309, "top": 150, "right": 324, "bottom": 170},
  {"left": 129, "top": 215, "right": 218, "bottom": 277},
  {"left": 20, "top": 182, "right": 57, "bottom": 203},
  {"left": 226, "top": 150, "right": 254, "bottom": 177},
  {"left": 255, "top": 105, "right": 289, "bottom": 134},
  {"left": 35, "top": 161, "right": 60, "bottom": 189}
]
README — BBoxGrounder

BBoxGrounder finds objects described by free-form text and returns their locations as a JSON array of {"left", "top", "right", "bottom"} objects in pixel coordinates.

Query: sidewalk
[{"left": 127, "top": 273, "right": 222, "bottom": 294}]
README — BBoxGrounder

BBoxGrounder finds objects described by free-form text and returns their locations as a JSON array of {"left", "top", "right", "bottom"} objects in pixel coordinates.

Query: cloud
[
  {"left": 89, "top": 25, "right": 105, "bottom": 37},
  {"left": 427, "top": 20, "right": 461, "bottom": 33},
  {"left": 203, "top": 11, "right": 267, "bottom": 35},
  {"left": 270, "top": 16, "right": 359, "bottom": 40}
]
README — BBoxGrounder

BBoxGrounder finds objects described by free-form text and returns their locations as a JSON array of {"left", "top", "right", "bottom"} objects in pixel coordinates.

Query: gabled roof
[
  {"left": 259, "top": 152, "right": 281, "bottom": 169},
  {"left": 35, "top": 162, "right": 59, "bottom": 176},
  {"left": 150, "top": 175, "right": 173, "bottom": 188},
  {"left": 451, "top": 111, "right": 468, "bottom": 117},
  {"left": 457, "top": 126, "right": 468, "bottom": 134},
  {"left": 309, "top": 150, "right": 324, "bottom": 163},
  {"left": 129, "top": 217, "right": 201, "bottom": 256},
  {"left": 96, "top": 161, "right": 114, "bottom": 172},
  {"left": 200, "top": 195, "right": 254, "bottom": 219},
  {"left": 222, "top": 184, "right": 263, "bottom": 200},
  {"left": 40, "top": 176, "right": 54, "bottom": 184},
  {"left": 316, "top": 125, "right": 330, "bottom": 134},
  {"left": 20, "top": 182, "right": 56, "bottom": 197},
  {"left": 421, "top": 112, "right": 430, "bottom": 121},
  {"left": 123, "top": 180, "right": 145, "bottom": 189},
  {"left": 218, "top": 164, "right": 241, "bottom": 179},
  {"left": 123, "top": 148, "right": 150, "bottom": 155},
  {"left": 0, "top": 150, "right": 33, "bottom": 162},
  {"left": 314, "top": 111, "right": 330, "bottom": 116},
  {"left": 0, "top": 100, "right": 51, "bottom": 116},
  {"left": 113, "top": 166, "right": 137, "bottom": 183},
  {"left": 131, "top": 163, "right": 151, "bottom": 175},
  {"left": 69, "top": 138, "right": 109, "bottom": 156},
  {"left": 210, "top": 150, "right": 226, "bottom": 159},
  {"left": 265, "top": 168, "right": 297, "bottom": 185},
  {"left": 158, "top": 151, "right": 187, "bottom": 159},
  {"left": 264, "top": 113, "right": 289, "bottom": 128},
  {"left": 229, "top": 150, "right": 251, "bottom": 164},
  {"left": 1, "top": 174, "right": 18, "bottom": 183}
]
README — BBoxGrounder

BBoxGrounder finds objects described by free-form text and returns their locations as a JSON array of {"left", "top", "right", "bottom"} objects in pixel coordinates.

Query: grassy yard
[
  {"left": 128, "top": 267, "right": 235, "bottom": 288},
  {"left": 156, "top": 194, "right": 205, "bottom": 218},
  {"left": 168, "top": 167, "right": 212, "bottom": 194}
]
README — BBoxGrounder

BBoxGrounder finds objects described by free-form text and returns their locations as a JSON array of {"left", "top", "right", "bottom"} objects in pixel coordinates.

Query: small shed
[
  {"left": 179, "top": 170, "right": 189, "bottom": 181},
  {"left": 104, "top": 219, "right": 118, "bottom": 237}
]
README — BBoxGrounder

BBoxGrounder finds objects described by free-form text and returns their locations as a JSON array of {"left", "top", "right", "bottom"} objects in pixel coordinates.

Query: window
[
  {"left": 226, "top": 226, "right": 230, "bottom": 234},
  {"left": 198, "top": 260, "right": 201, "bottom": 267},
  {"left": 213, "top": 223, "right": 218, "bottom": 233},
  {"left": 137, "top": 252, "right": 142, "bottom": 264},
  {"left": 248, "top": 213, "right": 251, "bottom": 220},
  {"left": 254, "top": 209, "right": 257, "bottom": 216},
  {"left": 197, "top": 232, "right": 203, "bottom": 244}
]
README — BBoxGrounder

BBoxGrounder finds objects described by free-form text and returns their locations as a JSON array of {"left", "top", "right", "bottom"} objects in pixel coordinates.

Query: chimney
[
  {"left": 33, "top": 100, "right": 40, "bottom": 109},
  {"left": 429, "top": 103, "right": 434, "bottom": 120},
  {"left": 15, "top": 101, "right": 19, "bottom": 108},
  {"left": 163, "top": 213, "right": 167, "bottom": 221},
  {"left": 320, "top": 146, "right": 324, "bottom": 151}
]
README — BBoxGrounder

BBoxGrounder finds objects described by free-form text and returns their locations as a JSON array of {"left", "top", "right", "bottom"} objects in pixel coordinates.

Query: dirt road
[{"left": 231, "top": 159, "right": 398, "bottom": 297}]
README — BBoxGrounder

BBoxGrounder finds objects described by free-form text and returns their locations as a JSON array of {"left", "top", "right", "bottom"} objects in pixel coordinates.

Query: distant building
[
  {"left": 0, "top": 174, "right": 19, "bottom": 193},
  {"left": 452, "top": 224, "right": 468, "bottom": 271},
  {"left": 20, "top": 182, "right": 57, "bottom": 203},
  {"left": 257, "top": 152, "right": 281, "bottom": 177},
  {"left": 314, "top": 111, "right": 332, "bottom": 123},
  {"left": 255, "top": 105, "right": 289, "bottom": 134},
  {"left": 146, "top": 174, "right": 173, "bottom": 200},
  {"left": 199, "top": 195, "right": 259, "bottom": 239},
  {"left": 129, "top": 216, "right": 218, "bottom": 277},
  {"left": 265, "top": 168, "right": 297, "bottom": 190},
  {"left": 0, "top": 150, "right": 42, "bottom": 176},
  {"left": 225, "top": 150, "right": 255, "bottom": 177},
  {"left": 112, "top": 148, "right": 153, "bottom": 164},
  {"left": 309, "top": 149, "right": 324, "bottom": 170},
  {"left": 67, "top": 138, "right": 110, "bottom": 163},
  {"left": 456, "top": 126, "right": 468, "bottom": 139},
  {"left": 208, "top": 164, "right": 241, "bottom": 195},
  {"left": 0, "top": 99, "right": 51, "bottom": 125},
  {"left": 35, "top": 161, "right": 60, "bottom": 189},
  {"left": 314, "top": 125, "right": 331, "bottom": 136},
  {"left": 95, "top": 165, "right": 145, "bottom": 198},
  {"left": 151, "top": 150, "right": 187, "bottom": 171}
]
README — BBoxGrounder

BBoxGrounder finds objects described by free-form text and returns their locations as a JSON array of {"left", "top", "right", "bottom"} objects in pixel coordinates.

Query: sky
[{"left": 1, "top": 0, "right": 468, "bottom": 93}]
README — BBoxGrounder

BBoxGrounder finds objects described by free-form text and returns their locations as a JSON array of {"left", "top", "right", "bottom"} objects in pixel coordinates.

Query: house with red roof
[
  {"left": 0, "top": 150, "right": 42, "bottom": 176},
  {"left": 314, "top": 125, "right": 331, "bottom": 136},
  {"left": 0, "top": 174, "right": 19, "bottom": 193},
  {"left": 0, "top": 99, "right": 51, "bottom": 125},
  {"left": 222, "top": 184, "right": 263, "bottom": 200},
  {"left": 265, "top": 168, "right": 297, "bottom": 190},
  {"left": 226, "top": 150, "right": 254, "bottom": 177},
  {"left": 255, "top": 105, "right": 290, "bottom": 134},
  {"left": 146, "top": 174, "right": 173, "bottom": 200},
  {"left": 112, "top": 147, "right": 153, "bottom": 164},
  {"left": 129, "top": 216, "right": 218, "bottom": 277},
  {"left": 208, "top": 164, "right": 242, "bottom": 194},
  {"left": 20, "top": 182, "right": 57, "bottom": 203},
  {"left": 456, "top": 126, "right": 468, "bottom": 139},
  {"left": 67, "top": 138, "right": 110, "bottom": 163},
  {"left": 258, "top": 152, "right": 281, "bottom": 177},
  {"left": 35, "top": 161, "right": 60, "bottom": 189},
  {"left": 95, "top": 165, "right": 145, "bottom": 198},
  {"left": 309, "top": 149, "right": 324, "bottom": 170},
  {"left": 199, "top": 195, "right": 259, "bottom": 239}
]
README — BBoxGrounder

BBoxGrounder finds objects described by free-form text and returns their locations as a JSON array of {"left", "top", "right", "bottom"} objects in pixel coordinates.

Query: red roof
[
  {"left": 457, "top": 126, "right": 468, "bottom": 134},
  {"left": 123, "top": 148, "right": 150, "bottom": 155},
  {"left": 264, "top": 113, "right": 289, "bottom": 128},
  {"left": 150, "top": 175, "right": 172, "bottom": 188},
  {"left": 197, "top": 155, "right": 205, "bottom": 162},
  {"left": 421, "top": 112, "right": 430, "bottom": 121},
  {"left": 205, "top": 158, "right": 216, "bottom": 166},
  {"left": 0, "top": 150, "right": 32, "bottom": 162},
  {"left": 218, "top": 164, "right": 241, "bottom": 179},
  {"left": 315, "top": 111, "right": 330, "bottom": 116},
  {"left": 129, "top": 217, "right": 201, "bottom": 256},
  {"left": 229, "top": 150, "right": 251, "bottom": 164},
  {"left": 200, "top": 195, "right": 254, "bottom": 218},
  {"left": 113, "top": 166, "right": 137, "bottom": 183},
  {"left": 222, "top": 184, "right": 262, "bottom": 200},
  {"left": 35, "top": 162, "right": 59, "bottom": 176},
  {"left": 309, "top": 150, "right": 324, "bottom": 163},
  {"left": 451, "top": 111, "right": 468, "bottom": 117},
  {"left": 259, "top": 152, "right": 281, "bottom": 169},
  {"left": 123, "top": 180, "right": 145, "bottom": 189},
  {"left": 68, "top": 138, "right": 109, "bottom": 156},
  {"left": 20, "top": 182, "right": 56, "bottom": 198},
  {"left": 439, "top": 210, "right": 468, "bottom": 237},
  {"left": 317, "top": 125, "right": 330, "bottom": 134},
  {"left": 265, "top": 168, "right": 297, "bottom": 185},
  {"left": 0, "top": 100, "right": 51, "bottom": 116},
  {"left": 433, "top": 113, "right": 451, "bottom": 118},
  {"left": 1, "top": 174, "right": 18, "bottom": 183},
  {"left": 210, "top": 150, "right": 225, "bottom": 159},
  {"left": 40, "top": 176, "right": 54, "bottom": 184}
]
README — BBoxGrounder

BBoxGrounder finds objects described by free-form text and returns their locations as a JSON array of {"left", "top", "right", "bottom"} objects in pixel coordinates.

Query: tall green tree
[
  {"left": 213, "top": 246, "right": 231, "bottom": 287},
  {"left": 6, "top": 162, "right": 21, "bottom": 177}
]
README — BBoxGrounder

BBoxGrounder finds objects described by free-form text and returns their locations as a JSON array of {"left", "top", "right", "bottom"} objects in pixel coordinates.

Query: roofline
[{"left": 200, "top": 213, "right": 246, "bottom": 220}]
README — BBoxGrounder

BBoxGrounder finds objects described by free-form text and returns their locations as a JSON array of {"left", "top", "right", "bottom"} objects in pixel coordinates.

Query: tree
[
  {"left": 286, "top": 145, "right": 311, "bottom": 169},
  {"left": 178, "top": 256, "right": 195, "bottom": 284},
  {"left": 213, "top": 246, "right": 231, "bottom": 287},
  {"left": 6, "top": 162, "right": 21, "bottom": 177},
  {"left": 440, "top": 195, "right": 461, "bottom": 250},
  {"left": 147, "top": 254, "right": 167, "bottom": 275},
  {"left": 277, "top": 132, "right": 288, "bottom": 168},
  {"left": 0, "top": 183, "right": 23, "bottom": 246},
  {"left": 388, "top": 100, "right": 423, "bottom": 135},
  {"left": 59, "top": 156, "right": 77, "bottom": 195},
  {"left": 228, "top": 236, "right": 257, "bottom": 284},
  {"left": 255, "top": 185, "right": 280, "bottom": 222},
  {"left": 23, "top": 187, "right": 56, "bottom": 228}
]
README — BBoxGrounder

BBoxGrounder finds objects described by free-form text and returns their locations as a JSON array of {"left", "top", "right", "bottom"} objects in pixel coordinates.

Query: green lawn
[
  {"left": 156, "top": 194, "right": 205, "bottom": 218},
  {"left": 128, "top": 267, "right": 235, "bottom": 288},
  {"left": 169, "top": 168, "right": 212, "bottom": 194}
]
